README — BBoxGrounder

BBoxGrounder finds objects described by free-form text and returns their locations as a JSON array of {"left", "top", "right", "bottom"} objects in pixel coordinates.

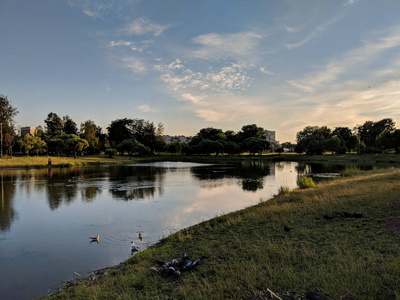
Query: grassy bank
[
  {"left": 46, "top": 168, "right": 400, "bottom": 300},
  {"left": 0, "top": 155, "right": 132, "bottom": 168},
  {"left": 2, "top": 152, "right": 400, "bottom": 169}
]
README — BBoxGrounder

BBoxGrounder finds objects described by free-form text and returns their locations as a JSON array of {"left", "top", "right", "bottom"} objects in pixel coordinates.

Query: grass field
[{"left": 45, "top": 168, "right": 400, "bottom": 300}]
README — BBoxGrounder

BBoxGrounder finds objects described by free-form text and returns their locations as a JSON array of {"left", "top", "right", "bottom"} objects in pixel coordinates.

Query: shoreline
[{"left": 44, "top": 168, "right": 400, "bottom": 299}]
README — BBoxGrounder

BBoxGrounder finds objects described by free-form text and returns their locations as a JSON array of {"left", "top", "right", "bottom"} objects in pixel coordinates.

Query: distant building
[
  {"left": 264, "top": 130, "right": 280, "bottom": 151},
  {"left": 21, "top": 126, "right": 36, "bottom": 137},
  {"left": 163, "top": 135, "right": 192, "bottom": 144}
]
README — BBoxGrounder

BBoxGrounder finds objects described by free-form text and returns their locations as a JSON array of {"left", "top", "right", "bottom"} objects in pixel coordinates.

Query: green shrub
[
  {"left": 277, "top": 186, "right": 291, "bottom": 195},
  {"left": 105, "top": 148, "right": 118, "bottom": 158},
  {"left": 297, "top": 176, "right": 316, "bottom": 189},
  {"left": 341, "top": 167, "right": 362, "bottom": 177}
]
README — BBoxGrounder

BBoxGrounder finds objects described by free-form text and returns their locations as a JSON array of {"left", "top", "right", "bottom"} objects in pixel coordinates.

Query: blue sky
[{"left": 1, "top": 0, "right": 400, "bottom": 142}]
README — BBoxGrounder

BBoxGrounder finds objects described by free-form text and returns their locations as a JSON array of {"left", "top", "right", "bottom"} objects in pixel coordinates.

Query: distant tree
[
  {"left": 32, "top": 136, "right": 47, "bottom": 156},
  {"left": 107, "top": 118, "right": 132, "bottom": 147},
  {"left": 196, "top": 127, "right": 226, "bottom": 141},
  {"left": 332, "top": 127, "right": 353, "bottom": 148},
  {"left": 224, "top": 130, "right": 238, "bottom": 142},
  {"left": 20, "top": 134, "right": 35, "bottom": 156},
  {"left": 237, "top": 124, "right": 266, "bottom": 142},
  {"left": 0, "top": 95, "right": 18, "bottom": 156},
  {"left": 276, "top": 147, "right": 284, "bottom": 155},
  {"left": 80, "top": 120, "right": 100, "bottom": 154},
  {"left": 196, "top": 139, "right": 224, "bottom": 155},
  {"left": 65, "top": 134, "right": 89, "bottom": 158},
  {"left": 224, "top": 141, "right": 241, "bottom": 155},
  {"left": 105, "top": 148, "right": 118, "bottom": 158},
  {"left": 3, "top": 133, "right": 15, "bottom": 156},
  {"left": 243, "top": 137, "right": 270, "bottom": 155},
  {"left": 294, "top": 144, "right": 304, "bottom": 154},
  {"left": 281, "top": 142, "right": 296, "bottom": 150},
  {"left": 376, "top": 129, "right": 393, "bottom": 153},
  {"left": 63, "top": 115, "right": 78, "bottom": 135},
  {"left": 44, "top": 112, "right": 64, "bottom": 138},
  {"left": 154, "top": 123, "right": 166, "bottom": 153},
  {"left": 356, "top": 118, "right": 395, "bottom": 147},
  {"left": 296, "top": 126, "right": 331, "bottom": 155},
  {"left": 326, "top": 136, "right": 341, "bottom": 154}
]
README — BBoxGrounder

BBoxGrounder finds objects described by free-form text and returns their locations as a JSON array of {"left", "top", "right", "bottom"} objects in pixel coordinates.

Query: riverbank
[
  {"left": 2, "top": 152, "right": 400, "bottom": 169},
  {"left": 0, "top": 155, "right": 132, "bottom": 169},
  {"left": 45, "top": 168, "right": 400, "bottom": 300}
]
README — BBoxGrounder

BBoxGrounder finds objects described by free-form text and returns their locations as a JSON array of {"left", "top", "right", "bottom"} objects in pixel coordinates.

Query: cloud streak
[
  {"left": 191, "top": 32, "right": 262, "bottom": 62},
  {"left": 121, "top": 18, "right": 171, "bottom": 36}
]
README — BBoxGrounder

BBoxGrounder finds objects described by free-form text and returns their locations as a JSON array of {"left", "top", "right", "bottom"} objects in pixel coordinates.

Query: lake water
[{"left": 0, "top": 161, "right": 349, "bottom": 299}]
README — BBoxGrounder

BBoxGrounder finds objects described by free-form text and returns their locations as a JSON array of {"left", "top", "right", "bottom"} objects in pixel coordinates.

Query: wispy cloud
[
  {"left": 67, "top": 0, "right": 114, "bottom": 18},
  {"left": 155, "top": 59, "right": 254, "bottom": 92},
  {"left": 122, "top": 56, "right": 146, "bottom": 73},
  {"left": 260, "top": 67, "right": 273, "bottom": 75},
  {"left": 180, "top": 93, "right": 204, "bottom": 105},
  {"left": 121, "top": 18, "right": 171, "bottom": 36},
  {"left": 137, "top": 104, "right": 158, "bottom": 112},
  {"left": 288, "top": 26, "right": 400, "bottom": 92},
  {"left": 343, "top": 0, "right": 359, "bottom": 6},
  {"left": 191, "top": 32, "right": 262, "bottom": 62},
  {"left": 285, "top": 14, "right": 344, "bottom": 50}
]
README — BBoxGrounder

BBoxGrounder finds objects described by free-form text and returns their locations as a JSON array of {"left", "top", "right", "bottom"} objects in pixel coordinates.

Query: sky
[{"left": 1, "top": 0, "right": 400, "bottom": 142}]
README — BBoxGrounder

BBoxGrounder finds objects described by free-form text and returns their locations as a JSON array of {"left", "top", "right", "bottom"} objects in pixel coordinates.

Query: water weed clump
[{"left": 297, "top": 176, "right": 316, "bottom": 189}]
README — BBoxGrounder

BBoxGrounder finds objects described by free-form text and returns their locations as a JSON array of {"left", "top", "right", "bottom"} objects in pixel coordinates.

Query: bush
[
  {"left": 277, "top": 186, "right": 291, "bottom": 195},
  {"left": 105, "top": 148, "right": 118, "bottom": 158},
  {"left": 341, "top": 167, "right": 362, "bottom": 177},
  {"left": 297, "top": 176, "right": 316, "bottom": 189},
  {"left": 337, "top": 147, "right": 347, "bottom": 155}
]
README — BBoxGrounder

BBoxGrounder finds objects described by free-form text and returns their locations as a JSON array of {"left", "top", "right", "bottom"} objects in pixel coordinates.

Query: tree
[
  {"left": 196, "top": 127, "right": 226, "bottom": 141},
  {"left": 44, "top": 112, "right": 64, "bottom": 138},
  {"left": 107, "top": 118, "right": 132, "bottom": 147},
  {"left": 296, "top": 126, "right": 331, "bottom": 155},
  {"left": 326, "top": 136, "right": 341, "bottom": 154},
  {"left": 376, "top": 129, "right": 393, "bottom": 153},
  {"left": 80, "top": 120, "right": 100, "bottom": 154},
  {"left": 356, "top": 118, "right": 396, "bottom": 147},
  {"left": 32, "top": 136, "right": 47, "bottom": 156},
  {"left": 20, "top": 134, "right": 35, "bottom": 156},
  {"left": 65, "top": 134, "right": 89, "bottom": 158},
  {"left": 242, "top": 137, "right": 269, "bottom": 155},
  {"left": 237, "top": 124, "right": 266, "bottom": 141},
  {"left": 0, "top": 95, "right": 18, "bottom": 156},
  {"left": 63, "top": 115, "right": 78, "bottom": 135}
]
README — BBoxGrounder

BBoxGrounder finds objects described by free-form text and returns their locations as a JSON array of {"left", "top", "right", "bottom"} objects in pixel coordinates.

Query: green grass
[
  {"left": 0, "top": 155, "right": 132, "bottom": 168},
  {"left": 45, "top": 168, "right": 400, "bottom": 300},
  {"left": 297, "top": 176, "right": 316, "bottom": 189}
]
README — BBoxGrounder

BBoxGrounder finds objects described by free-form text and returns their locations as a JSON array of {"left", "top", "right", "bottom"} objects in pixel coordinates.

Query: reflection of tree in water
[
  {"left": 191, "top": 161, "right": 272, "bottom": 192},
  {"left": 81, "top": 186, "right": 101, "bottom": 203},
  {"left": 45, "top": 166, "right": 106, "bottom": 210},
  {"left": 108, "top": 166, "right": 166, "bottom": 201},
  {"left": 0, "top": 172, "right": 17, "bottom": 231}
]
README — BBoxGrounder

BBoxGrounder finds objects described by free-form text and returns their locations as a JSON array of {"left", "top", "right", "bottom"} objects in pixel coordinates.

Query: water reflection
[
  {"left": 0, "top": 171, "right": 17, "bottom": 231},
  {"left": 191, "top": 161, "right": 272, "bottom": 192},
  {"left": 0, "top": 161, "right": 371, "bottom": 299}
]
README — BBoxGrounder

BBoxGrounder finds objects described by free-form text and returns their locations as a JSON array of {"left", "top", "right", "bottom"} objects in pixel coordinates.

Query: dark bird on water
[
  {"left": 89, "top": 234, "right": 100, "bottom": 243},
  {"left": 139, "top": 232, "right": 143, "bottom": 241},
  {"left": 284, "top": 225, "right": 291, "bottom": 232}
]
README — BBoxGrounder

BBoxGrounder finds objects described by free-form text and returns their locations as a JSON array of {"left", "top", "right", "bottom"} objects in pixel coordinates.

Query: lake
[{"left": 0, "top": 161, "right": 351, "bottom": 299}]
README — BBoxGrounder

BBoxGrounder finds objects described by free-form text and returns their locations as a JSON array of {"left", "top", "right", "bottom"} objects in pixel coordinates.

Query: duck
[
  {"left": 90, "top": 235, "right": 100, "bottom": 243},
  {"left": 131, "top": 241, "right": 140, "bottom": 254},
  {"left": 138, "top": 232, "right": 143, "bottom": 241}
]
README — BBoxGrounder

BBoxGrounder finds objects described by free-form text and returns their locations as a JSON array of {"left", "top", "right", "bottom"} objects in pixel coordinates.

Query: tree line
[
  {"left": 1, "top": 94, "right": 400, "bottom": 157},
  {"left": 295, "top": 118, "right": 399, "bottom": 155}
]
